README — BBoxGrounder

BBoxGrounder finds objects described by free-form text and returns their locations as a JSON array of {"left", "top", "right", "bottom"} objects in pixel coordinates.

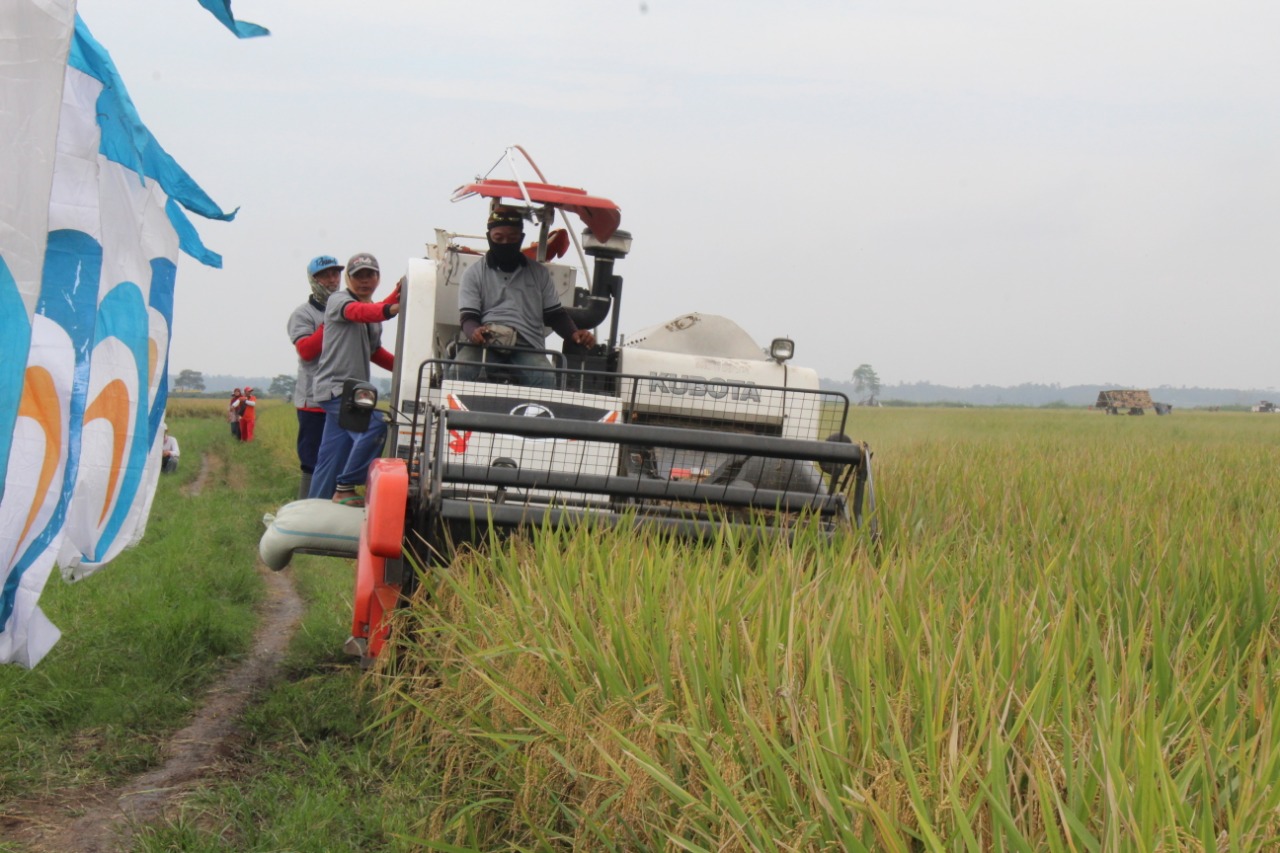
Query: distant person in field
[
  {"left": 308, "top": 253, "right": 400, "bottom": 506},
  {"left": 288, "top": 254, "right": 344, "bottom": 498},
  {"left": 228, "top": 389, "right": 242, "bottom": 439},
  {"left": 160, "top": 426, "right": 179, "bottom": 473},
  {"left": 452, "top": 206, "right": 594, "bottom": 388},
  {"left": 238, "top": 387, "right": 257, "bottom": 442}
]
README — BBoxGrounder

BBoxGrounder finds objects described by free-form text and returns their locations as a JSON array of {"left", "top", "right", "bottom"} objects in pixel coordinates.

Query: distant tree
[
  {"left": 268, "top": 374, "right": 296, "bottom": 399},
  {"left": 852, "top": 364, "right": 881, "bottom": 404},
  {"left": 173, "top": 369, "right": 205, "bottom": 392}
]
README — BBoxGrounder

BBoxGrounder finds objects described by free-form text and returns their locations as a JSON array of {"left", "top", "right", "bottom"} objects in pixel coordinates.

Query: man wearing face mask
[
  {"left": 287, "top": 255, "right": 343, "bottom": 498},
  {"left": 452, "top": 206, "right": 595, "bottom": 388}
]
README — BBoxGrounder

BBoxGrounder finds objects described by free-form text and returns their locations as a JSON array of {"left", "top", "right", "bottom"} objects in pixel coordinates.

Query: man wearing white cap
[{"left": 161, "top": 425, "right": 180, "bottom": 474}]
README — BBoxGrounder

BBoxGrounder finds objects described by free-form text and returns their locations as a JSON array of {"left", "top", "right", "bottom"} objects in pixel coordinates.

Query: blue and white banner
[{"left": 0, "top": 0, "right": 262, "bottom": 668}]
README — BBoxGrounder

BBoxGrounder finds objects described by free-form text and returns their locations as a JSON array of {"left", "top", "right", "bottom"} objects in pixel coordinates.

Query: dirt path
[
  {"left": 178, "top": 449, "right": 211, "bottom": 498},
  {"left": 1, "top": 454, "right": 304, "bottom": 852}
]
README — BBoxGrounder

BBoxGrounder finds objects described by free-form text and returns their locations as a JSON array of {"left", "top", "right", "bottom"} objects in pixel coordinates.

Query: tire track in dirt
[
  {"left": 177, "top": 447, "right": 212, "bottom": 498},
  {"left": 1, "top": 453, "right": 305, "bottom": 852}
]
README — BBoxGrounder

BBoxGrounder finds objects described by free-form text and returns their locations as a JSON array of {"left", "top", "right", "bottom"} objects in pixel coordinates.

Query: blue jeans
[
  {"left": 450, "top": 344, "right": 555, "bottom": 389},
  {"left": 307, "top": 397, "right": 388, "bottom": 499},
  {"left": 295, "top": 408, "right": 326, "bottom": 473}
]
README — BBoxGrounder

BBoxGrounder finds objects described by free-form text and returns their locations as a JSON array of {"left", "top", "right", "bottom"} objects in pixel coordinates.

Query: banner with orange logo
[{"left": 0, "top": 1, "right": 263, "bottom": 667}]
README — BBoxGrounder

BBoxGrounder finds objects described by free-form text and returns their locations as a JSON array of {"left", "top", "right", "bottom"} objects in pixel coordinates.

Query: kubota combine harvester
[{"left": 261, "top": 148, "right": 874, "bottom": 662}]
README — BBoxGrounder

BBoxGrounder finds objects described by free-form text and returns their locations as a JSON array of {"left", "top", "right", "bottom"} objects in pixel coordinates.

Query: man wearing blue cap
[{"left": 287, "top": 255, "right": 343, "bottom": 498}]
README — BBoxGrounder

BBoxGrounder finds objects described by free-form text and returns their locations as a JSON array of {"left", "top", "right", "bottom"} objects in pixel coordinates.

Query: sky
[{"left": 75, "top": 0, "right": 1280, "bottom": 390}]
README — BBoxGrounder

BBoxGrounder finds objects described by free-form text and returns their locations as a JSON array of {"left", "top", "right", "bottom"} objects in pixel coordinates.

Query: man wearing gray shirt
[
  {"left": 453, "top": 207, "right": 595, "bottom": 388},
  {"left": 308, "top": 253, "right": 399, "bottom": 505},
  {"left": 287, "top": 254, "right": 342, "bottom": 498}
]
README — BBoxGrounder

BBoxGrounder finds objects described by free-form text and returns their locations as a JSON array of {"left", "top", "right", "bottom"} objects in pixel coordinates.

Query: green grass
[
  {"left": 0, "top": 409, "right": 273, "bottom": 798},
  {"left": 0, "top": 401, "right": 408, "bottom": 851},
  {"left": 129, "top": 403, "right": 420, "bottom": 852},
  {"left": 5, "top": 405, "right": 1280, "bottom": 852}
]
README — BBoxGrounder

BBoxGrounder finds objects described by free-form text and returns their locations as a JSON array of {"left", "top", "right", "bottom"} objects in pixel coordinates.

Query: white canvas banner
[
  {"left": 0, "top": 0, "right": 77, "bottom": 669},
  {"left": 1, "top": 1, "right": 256, "bottom": 667}
]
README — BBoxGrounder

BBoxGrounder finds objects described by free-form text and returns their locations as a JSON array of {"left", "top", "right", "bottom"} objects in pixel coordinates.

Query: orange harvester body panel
[
  {"left": 366, "top": 458, "right": 408, "bottom": 557},
  {"left": 351, "top": 458, "right": 409, "bottom": 656}
]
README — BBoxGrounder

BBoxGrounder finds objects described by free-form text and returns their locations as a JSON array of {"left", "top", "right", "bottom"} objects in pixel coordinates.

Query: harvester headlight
[
  {"left": 582, "top": 228, "right": 633, "bottom": 259},
  {"left": 339, "top": 380, "right": 379, "bottom": 432},
  {"left": 770, "top": 337, "right": 795, "bottom": 363}
]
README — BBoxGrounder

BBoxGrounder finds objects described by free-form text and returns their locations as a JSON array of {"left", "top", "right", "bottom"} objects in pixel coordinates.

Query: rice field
[{"left": 368, "top": 408, "right": 1280, "bottom": 851}]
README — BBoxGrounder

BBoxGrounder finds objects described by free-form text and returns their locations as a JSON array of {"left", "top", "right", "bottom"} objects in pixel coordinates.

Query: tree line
[{"left": 172, "top": 369, "right": 295, "bottom": 398}]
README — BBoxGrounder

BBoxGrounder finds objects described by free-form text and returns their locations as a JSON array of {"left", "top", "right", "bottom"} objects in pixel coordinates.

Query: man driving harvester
[{"left": 452, "top": 206, "right": 595, "bottom": 388}]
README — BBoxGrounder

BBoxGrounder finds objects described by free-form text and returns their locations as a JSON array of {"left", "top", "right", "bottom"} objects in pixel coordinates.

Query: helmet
[{"left": 307, "top": 255, "right": 342, "bottom": 277}]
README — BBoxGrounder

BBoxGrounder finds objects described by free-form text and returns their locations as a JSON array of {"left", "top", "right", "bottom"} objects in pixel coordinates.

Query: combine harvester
[{"left": 262, "top": 148, "right": 875, "bottom": 661}]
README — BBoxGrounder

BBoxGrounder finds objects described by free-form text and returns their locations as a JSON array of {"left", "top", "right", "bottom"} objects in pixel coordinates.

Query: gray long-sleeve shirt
[{"left": 312, "top": 290, "right": 383, "bottom": 403}]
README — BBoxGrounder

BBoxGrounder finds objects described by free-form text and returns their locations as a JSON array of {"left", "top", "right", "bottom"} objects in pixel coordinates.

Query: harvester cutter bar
[
  {"left": 436, "top": 499, "right": 844, "bottom": 541},
  {"left": 439, "top": 410, "right": 864, "bottom": 466},
  {"left": 440, "top": 463, "right": 848, "bottom": 515}
]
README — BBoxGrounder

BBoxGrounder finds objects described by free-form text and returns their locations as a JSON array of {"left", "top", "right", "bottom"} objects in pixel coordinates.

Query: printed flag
[{"left": 0, "top": 0, "right": 261, "bottom": 668}]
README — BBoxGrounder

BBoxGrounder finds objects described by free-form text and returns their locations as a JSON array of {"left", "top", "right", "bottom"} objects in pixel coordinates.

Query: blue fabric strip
[
  {"left": 0, "top": 230, "right": 103, "bottom": 630},
  {"left": 86, "top": 282, "right": 151, "bottom": 563},
  {"left": 67, "top": 16, "right": 238, "bottom": 266},
  {"left": 147, "top": 257, "right": 177, "bottom": 449},
  {"left": 165, "top": 198, "right": 223, "bottom": 269},
  {"left": 0, "top": 259, "right": 31, "bottom": 503},
  {"left": 196, "top": 0, "right": 270, "bottom": 38}
]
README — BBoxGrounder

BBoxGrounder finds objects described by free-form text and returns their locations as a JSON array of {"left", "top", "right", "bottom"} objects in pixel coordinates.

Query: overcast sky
[{"left": 76, "top": 0, "right": 1280, "bottom": 389}]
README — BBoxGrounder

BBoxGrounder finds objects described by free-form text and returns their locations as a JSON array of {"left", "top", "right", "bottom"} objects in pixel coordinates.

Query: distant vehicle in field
[
  {"left": 1095, "top": 389, "right": 1170, "bottom": 416},
  {"left": 260, "top": 147, "right": 875, "bottom": 662},
  {"left": 1252, "top": 401, "right": 1278, "bottom": 413}
]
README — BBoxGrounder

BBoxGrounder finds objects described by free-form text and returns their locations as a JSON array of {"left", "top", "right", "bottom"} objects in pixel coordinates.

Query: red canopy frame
[{"left": 452, "top": 179, "right": 621, "bottom": 243}]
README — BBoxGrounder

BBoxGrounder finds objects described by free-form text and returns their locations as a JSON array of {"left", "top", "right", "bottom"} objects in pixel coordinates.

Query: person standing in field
[
  {"left": 238, "top": 387, "right": 257, "bottom": 442},
  {"left": 308, "top": 253, "right": 399, "bottom": 505},
  {"left": 228, "top": 389, "right": 242, "bottom": 439},
  {"left": 288, "top": 254, "right": 344, "bottom": 498}
]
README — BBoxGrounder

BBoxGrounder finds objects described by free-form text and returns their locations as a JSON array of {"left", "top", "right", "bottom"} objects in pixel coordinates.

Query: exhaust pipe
[{"left": 564, "top": 229, "right": 631, "bottom": 334}]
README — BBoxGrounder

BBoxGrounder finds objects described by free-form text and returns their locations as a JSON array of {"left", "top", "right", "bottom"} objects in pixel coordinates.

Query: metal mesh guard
[{"left": 406, "top": 360, "right": 861, "bottom": 535}]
